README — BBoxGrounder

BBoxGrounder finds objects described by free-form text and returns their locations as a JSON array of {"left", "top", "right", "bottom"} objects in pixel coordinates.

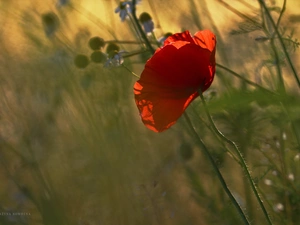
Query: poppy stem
[
  {"left": 183, "top": 112, "right": 250, "bottom": 225},
  {"left": 198, "top": 91, "right": 273, "bottom": 225}
]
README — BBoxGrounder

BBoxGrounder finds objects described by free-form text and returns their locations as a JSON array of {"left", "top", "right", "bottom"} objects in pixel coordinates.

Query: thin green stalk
[
  {"left": 132, "top": 0, "right": 155, "bottom": 54},
  {"left": 218, "top": 0, "right": 261, "bottom": 27},
  {"left": 198, "top": 91, "right": 273, "bottom": 225},
  {"left": 183, "top": 113, "right": 250, "bottom": 225},
  {"left": 121, "top": 64, "right": 140, "bottom": 78},
  {"left": 122, "top": 48, "right": 149, "bottom": 58},
  {"left": 258, "top": 0, "right": 300, "bottom": 88},
  {"left": 151, "top": 31, "right": 160, "bottom": 47},
  {"left": 276, "top": 0, "right": 286, "bottom": 28},
  {"left": 216, "top": 63, "right": 277, "bottom": 95},
  {"left": 190, "top": 106, "right": 242, "bottom": 165},
  {"left": 259, "top": 0, "right": 286, "bottom": 94},
  {"left": 128, "top": 14, "right": 145, "bottom": 47},
  {"left": 270, "top": 37, "right": 285, "bottom": 94}
]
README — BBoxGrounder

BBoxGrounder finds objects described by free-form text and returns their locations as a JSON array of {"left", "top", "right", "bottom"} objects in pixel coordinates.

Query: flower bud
[
  {"left": 106, "top": 43, "right": 120, "bottom": 56},
  {"left": 139, "top": 12, "right": 154, "bottom": 33},
  {"left": 41, "top": 12, "right": 59, "bottom": 37},
  {"left": 74, "top": 54, "right": 89, "bottom": 68},
  {"left": 88, "top": 36, "right": 105, "bottom": 50}
]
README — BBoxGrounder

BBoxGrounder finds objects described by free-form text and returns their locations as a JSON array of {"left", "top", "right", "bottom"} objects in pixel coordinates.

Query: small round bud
[
  {"left": 41, "top": 12, "right": 59, "bottom": 37},
  {"left": 90, "top": 51, "right": 107, "bottom": 63},
  {"left": 106, "top": 43, "right": 120, "bottom": 55},
  {"left": 74, "top": 54, "right": 89, "bottom": 68},
  {"left": 88, "top": 36, "right": 105, "bottom": 50},
  {"left": 119, "top": 1, "right": 127, "bottom": 10},
  {"left": 139, "top": 12, "right": 152, "bottom": 23},
  {"left": 164, "top": 32, "right": 172, "bottom": 38}
]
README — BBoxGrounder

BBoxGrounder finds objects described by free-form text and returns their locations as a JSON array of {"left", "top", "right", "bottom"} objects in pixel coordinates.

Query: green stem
[
  {"left": 276, "top": 0, "right": 286, "bottom": 28},
  {"left": 259, "top": 0, "right": 285, "bottom": 94},
  {"left": 132, "top": 0, "right": 155, "bottom": 54},
  {"left": 270, "top": 37, "right": 285, "bottom": 94},
  {"left": 198, "top": 91, "right": 273, "bottom": 225},
  {"left": 128, "top": 14, "right": 145, "bottom": 47},
  {"left": 218, "top": 0, "right": 261, "bottom": 27},
  {"left": 183, "top": 113, "right": 250, "bottom": 225},
  {"left": 216, "top": 63, "right": 276, "bottom": 95},
  {"left": 121, "top": 64, "right": 140, "bottom": 78},
  {"left": 258, "top": 0, "right": 300, "bottom": 88}
]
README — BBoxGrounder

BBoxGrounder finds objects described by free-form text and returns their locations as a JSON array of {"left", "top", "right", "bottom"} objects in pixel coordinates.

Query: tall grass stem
[
  {"left": 198, "top": 91, "right": 273, "bottom": 225},
  {"left": 183, "top": 113, "right": 250, "bottom": 225}
]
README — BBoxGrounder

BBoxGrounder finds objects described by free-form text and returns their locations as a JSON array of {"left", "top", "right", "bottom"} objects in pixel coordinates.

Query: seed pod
[
  {"left": 74, "top": 54, "right": 89, "bottom": 68},
  {"left": 88, "top": 36, "right": 105, "bottom": 50}
]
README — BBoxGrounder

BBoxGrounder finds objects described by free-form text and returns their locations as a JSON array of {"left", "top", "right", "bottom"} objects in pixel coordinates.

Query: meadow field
[{"left": 0, "top": 0, "right": 299, "bottom": 224}]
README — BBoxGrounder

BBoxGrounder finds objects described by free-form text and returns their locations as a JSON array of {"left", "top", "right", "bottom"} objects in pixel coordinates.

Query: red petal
[
  {"left": 163, "top": 30, "right": 194, "bottom": 46},
  {"left": 193, "top": 30, "right": 216, "bottom": 53},
  {"left": 134, "top": 30, "right": 216, "bottom": 132}
]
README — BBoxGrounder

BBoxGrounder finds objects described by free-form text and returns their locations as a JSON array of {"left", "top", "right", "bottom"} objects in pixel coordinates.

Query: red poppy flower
[{"left": 134, "top": 30, "right": 216, "bottom": 132}]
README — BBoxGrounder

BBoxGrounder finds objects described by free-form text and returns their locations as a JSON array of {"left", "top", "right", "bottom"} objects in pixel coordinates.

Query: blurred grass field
[{"left": 0, "top": 0, "right": 300, "bottom": 224}]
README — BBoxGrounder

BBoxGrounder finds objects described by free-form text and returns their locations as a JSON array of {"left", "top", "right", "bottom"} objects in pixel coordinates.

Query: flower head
[
  {"left": 104, "top": 51, "right": 125, "bottom": 68},
  {"left": 115, "top": 0, "right": 141, "bottom": 22},
  {"left": 134, "top": 30, "right": 216, "bottom": 132},
  {"left": 139, "top": 12, "right": 154, "bottom": 33}
]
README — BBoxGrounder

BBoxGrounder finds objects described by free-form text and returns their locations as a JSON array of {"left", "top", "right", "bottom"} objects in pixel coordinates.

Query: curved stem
[
  {"left": 183, "top": 113, "right": 250, "bottom": 225},
  {"left": 198, "top": 91, "right": 273, "bottom": 225}
]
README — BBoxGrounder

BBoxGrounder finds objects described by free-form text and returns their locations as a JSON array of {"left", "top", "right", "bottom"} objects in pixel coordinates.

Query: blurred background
[{"left": 0, "top": 0, "right": 299, "bottom": 224}]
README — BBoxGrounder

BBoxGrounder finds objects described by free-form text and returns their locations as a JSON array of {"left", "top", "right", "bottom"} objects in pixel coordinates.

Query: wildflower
[
  {"left": 104, "top": 42, "right": 124, "bottom": 67},
  {"left": 273, "top": 203, "right": 284, "bottom": 212},
  {"left": 104, "top": 51, "right": 125, "bottom": 68},
  {"left": 134, "top": 30, "right": 216, "bottom": 132},
  {"left": 115, "top": 1, "right": 140, "bottom": 22},
  {"left": 139, "top": 12, "right": 154, "bottom": 34},
  {"left": 264, "top": 179, "right": 272, "bottom": 186},
  {"left": 287, "top": 173, "right": 294, "bottom": 181}
]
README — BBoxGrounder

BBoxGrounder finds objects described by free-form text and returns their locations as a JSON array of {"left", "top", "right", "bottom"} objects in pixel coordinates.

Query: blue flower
[
  {"left": 139, "top": 12, "right": 154, "bottom": 33},
  {"left": 115, "top": 0, "right": 141, "bottom": 22},
  {"left": 104, "top": 51, "right": 126, "bottom": 68}
]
